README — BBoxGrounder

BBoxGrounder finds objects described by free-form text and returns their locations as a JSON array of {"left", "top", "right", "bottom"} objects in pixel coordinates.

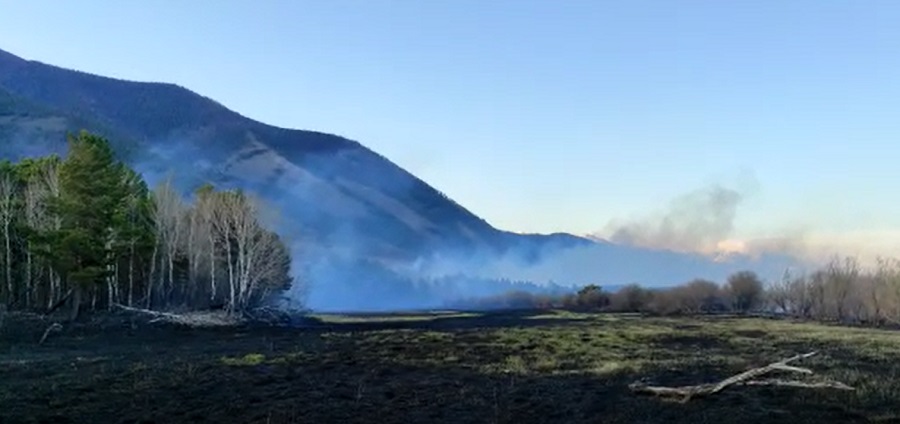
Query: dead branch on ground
[
  {"left": 111, "top": 303, "right": 242, "bottom": 327},
  {"left": 38, "top": 323, "right": 62, "bottom": 345},
  {"left": 45, "top": 289, "right": 73, "bottom": 316},
  {"left": 629, "top": 352, "right": 854, "bottom": 402}
]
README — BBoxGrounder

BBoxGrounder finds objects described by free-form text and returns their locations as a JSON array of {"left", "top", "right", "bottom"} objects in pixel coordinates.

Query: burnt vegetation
[
  {"left": 0, "top": 132, "right": 898, "bottom": 422},
  {"left": 2, "top": 310, "right": 897, "bottom": 423},
  {"left": 1, "top": 136, "right": 899, "bottom": 422}
]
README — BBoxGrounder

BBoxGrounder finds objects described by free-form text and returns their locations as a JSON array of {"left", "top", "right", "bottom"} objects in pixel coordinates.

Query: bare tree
[
  {"left": 211, "top": 191, "right": 239, "bottom": 311},
  {"left": 23, "top": 170, "right": 53, "bottom": 309},
  {"left": 874, "top": 258, "right": 900, "bottom": 323},
  {"left": 243, "top": 229, "right": 291, "bottom": 307},
  {"left": 185, "top": 207, "right": 201, "bottom": 301},
  {"left": 767, "top": 270, "right": 794, "bottom": 314},
  {"left": 43, "top": 161, "right": 62, "bottom": 309},
  {"left": 807, "top": 271, "right": 827, "bottom": 319},
  {"left": 0, "top": 173, "right": 15, "bottom": 306},
  {"left": 152, "top": 177, "right": 185, "bottom": 306},
  {"left": 194, "top": 185, "right": 219, "bottom": 304},
  {"left": 230, "top": 193, "right": 272, "bottom": 310},
  {"left": 207, "top": 191, "right": 291, "bottom": 312},
  {"left": 824, "top": 257, "right": 858, "bottom": 321}
]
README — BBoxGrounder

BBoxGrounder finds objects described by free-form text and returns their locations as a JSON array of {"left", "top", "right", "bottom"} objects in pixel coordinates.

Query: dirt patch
[
  {"left": 653, "top": 333, "right": 726, "bottom": 350},
  {"left": 733, "top": 329, "right": 768, "bottom": 338}
]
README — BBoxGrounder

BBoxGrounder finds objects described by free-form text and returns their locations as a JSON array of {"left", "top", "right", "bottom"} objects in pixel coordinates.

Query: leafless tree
[
  {"left": 152, "top": 177, "right": 185, "bottom": 305},
  {"left": 194, "top": 186, "right": 219, "bottom": 304},
  {"left": 211, "top": 191, "right": 239, "bottom": 311},
  {"left": 824, "top": 257, "right": 858, "bottom": 321},
  {"left": 42, "top": 161, "right": 62, "bottom": 309},
  {"left": 767, "top": 270, "right": 794, "bottom": 314},
  {"left": 0, "top": 173, "right": 15, "bottom": 305},
  {"left": 22, "top": 176, "right": 47, "bottom": 309}
]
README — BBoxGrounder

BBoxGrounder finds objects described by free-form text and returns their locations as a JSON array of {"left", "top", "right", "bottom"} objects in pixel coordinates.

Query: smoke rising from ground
[
  {"left": 602, "top": 184, "right": 744, "bottom": 254},
  {"left": 0, "top": 130, "right": 810, "bottom": 311}
]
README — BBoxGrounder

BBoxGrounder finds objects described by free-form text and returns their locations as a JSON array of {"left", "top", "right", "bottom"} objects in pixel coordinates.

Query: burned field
[{"left": 2, "top": 311, "right": 899, "bottom": 424}]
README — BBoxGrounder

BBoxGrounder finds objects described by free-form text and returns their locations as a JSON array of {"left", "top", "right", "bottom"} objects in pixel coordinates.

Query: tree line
[
  {"left": 0, "top": 131, "right": 293, "bottom": 320},
  {"left": 462, "top": 257, "right": 900, "bottom": 326},
  {"left": 448, "top": 271, "right": 766, "bottom": 314}
]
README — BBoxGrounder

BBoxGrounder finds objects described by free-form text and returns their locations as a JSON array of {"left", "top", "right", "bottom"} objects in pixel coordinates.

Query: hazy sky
[{"left": 1, "top": 1, "right": 899, "bottom": 257}]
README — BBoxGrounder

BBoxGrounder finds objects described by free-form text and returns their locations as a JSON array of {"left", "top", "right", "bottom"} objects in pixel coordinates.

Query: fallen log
[
  {"left": 629, "top": 352, "right": 854, "bottom": 403},
  {"left": 111, "top": 303, "right": 242, "bottom": 327},
  {"left": 45, "top": 289, "right": 73, "bottom": 316},
  {"left": 38, "top": 323, "right": 62, "bottom": 345}
]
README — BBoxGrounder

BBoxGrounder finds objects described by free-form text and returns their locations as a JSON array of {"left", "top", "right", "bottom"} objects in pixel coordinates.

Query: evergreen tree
[
  {"left": 0, "top": 131, "right": 295, "bottom": 316},
  {"left": 52, "top": 131, "right": 126, "bottom": 320}
]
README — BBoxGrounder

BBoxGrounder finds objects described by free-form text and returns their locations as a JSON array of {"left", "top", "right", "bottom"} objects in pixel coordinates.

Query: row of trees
[
  {"left": 0, "top": 132, "right": 293, "bottom": 319},
  {"left": 600, "top": 271, "right": 764, "bottom": 315},
  {"left": 457, "top": 270, "right": 766, "bottom": 316},
  {"left": 768, "top": 257, "right": 900, "bottom": 324},
  {"left": 463, "top": 257, "right": 900, "bottom": 327}
]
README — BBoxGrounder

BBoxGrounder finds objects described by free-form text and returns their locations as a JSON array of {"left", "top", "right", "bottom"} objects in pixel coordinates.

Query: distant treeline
[
  {"left": 0, "top": 131, "right": 293, "bottom": 319},
  {"left": 452, "top": 257, "right": 900, "bottom": 325},
  {"left": 445, "top": 271, "right": 764, "bottom": 314}
]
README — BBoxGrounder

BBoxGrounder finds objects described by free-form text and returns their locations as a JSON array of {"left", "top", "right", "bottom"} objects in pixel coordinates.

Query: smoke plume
[{"left": 602, "top": 184, "right": 744, "bottom": 254}]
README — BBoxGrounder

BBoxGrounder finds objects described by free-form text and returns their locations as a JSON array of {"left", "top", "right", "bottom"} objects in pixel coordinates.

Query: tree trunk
[
  {"left": 69, "top": 284, "right": 82, "bottom": 322},
  {"left": 47, "top": 267, "right": 57, "bottom": 310},
  {"left": 25, "top": 249, "right": 32, "bottom": 309},
  {"left": 4, "top": 219, "right": 11, "bottom": 306},
  {"left": 107, "top": 266, "right": 113, "bottom": 310},
  {"left": 226, "top": 236, "right": 234, "bottom": 313},
  {"left": 128, "top": 243, "right": 135, "bottom": 307},
  {"left": 147, "top": 244, "right": 157, "bottom": 309},
  {"left": 209, "top": 233, "right": 217, "bottom": 303},
  {"left": 167, "top": 252, "right": 175, "bottom": 306}
]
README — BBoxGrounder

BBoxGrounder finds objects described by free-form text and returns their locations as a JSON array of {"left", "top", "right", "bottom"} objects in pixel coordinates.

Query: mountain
[{"left": 0, "top": 48, "right": 798, "bottom": 310}]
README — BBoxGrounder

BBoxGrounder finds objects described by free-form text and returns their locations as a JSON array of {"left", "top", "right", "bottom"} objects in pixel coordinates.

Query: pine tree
[
  {"left": 0, "top": 131, "right": 295, "bottom": 315},
  {"left": 52, "top": 131, "right": 127, "bottom": 320}
]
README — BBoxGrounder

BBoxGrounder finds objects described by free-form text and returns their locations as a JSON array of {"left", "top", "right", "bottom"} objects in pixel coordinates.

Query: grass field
[{"left": 2, "top": 310, "right": 899, "bottom": 423}]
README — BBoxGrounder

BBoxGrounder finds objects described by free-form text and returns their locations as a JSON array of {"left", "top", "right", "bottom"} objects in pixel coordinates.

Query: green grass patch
[{"left": 220, "top": 353, "right": 266, "bottom": 366}]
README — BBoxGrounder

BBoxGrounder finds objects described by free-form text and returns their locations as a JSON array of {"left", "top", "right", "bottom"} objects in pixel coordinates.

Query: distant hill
[{"left": 0, "top": 47, "right": 798, "bottom": 310}]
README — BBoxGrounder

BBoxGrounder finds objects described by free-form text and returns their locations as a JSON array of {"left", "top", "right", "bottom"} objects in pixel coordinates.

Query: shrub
[
  {"left": 726, "top": 271, "right": 765, "bottom": 313},
  {"left": 575, "top": 284, "right": 609, "bottom": 310},
  {"left": 608, "top": 283, "right": 651, "bottom": 312}
]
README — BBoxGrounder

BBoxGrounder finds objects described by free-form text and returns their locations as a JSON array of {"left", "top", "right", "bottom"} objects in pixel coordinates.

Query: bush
[
  {"left": 726, "top": 271, "right": 764, "bottom": 313},
  {"left": 608, "top": 283, "right": 651, "bottom": 312},
  {"left": 645, "top": 289, "right": 681, "bottom": 316},
  {"left": 575, "top": 284, "right": 609, "bottom": 310},
  {"left": 681, "top": 279, "right": 724, "bottom": 313}
]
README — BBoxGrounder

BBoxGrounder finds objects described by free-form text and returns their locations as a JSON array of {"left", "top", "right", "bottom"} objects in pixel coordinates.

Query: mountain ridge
[{"left": 0, "top": 47, "right": 797, "bottom": 310}]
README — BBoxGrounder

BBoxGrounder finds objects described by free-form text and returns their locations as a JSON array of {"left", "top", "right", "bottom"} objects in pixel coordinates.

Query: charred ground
[{"left": 1, "top": 311, "right": 898, "bottom": 424}]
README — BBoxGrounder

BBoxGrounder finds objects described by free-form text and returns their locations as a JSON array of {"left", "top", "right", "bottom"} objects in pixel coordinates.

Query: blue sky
[{"left": 1, "top": 1, "right": 899, "bottom": 257}]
